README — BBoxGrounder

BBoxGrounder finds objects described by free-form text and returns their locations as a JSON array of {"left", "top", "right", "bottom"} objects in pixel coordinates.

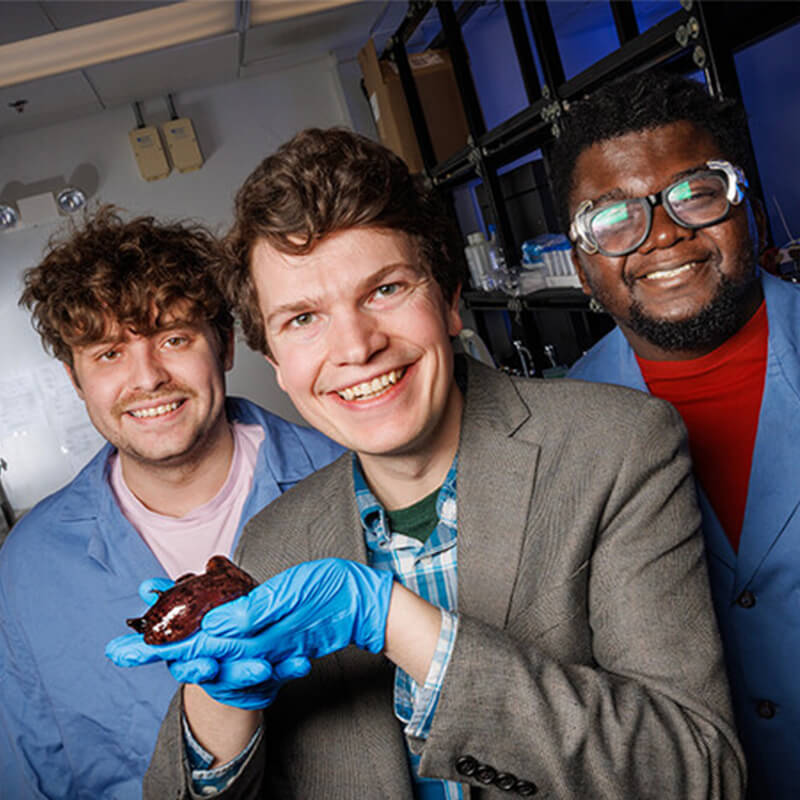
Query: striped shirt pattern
[{"left": 354, "top": 454, "right": 463, "bottom": 800}]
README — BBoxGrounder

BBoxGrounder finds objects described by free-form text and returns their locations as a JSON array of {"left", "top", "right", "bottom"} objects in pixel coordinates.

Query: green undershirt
[{"left": 385, "top": 487, "right": 440, "bottom": 543}]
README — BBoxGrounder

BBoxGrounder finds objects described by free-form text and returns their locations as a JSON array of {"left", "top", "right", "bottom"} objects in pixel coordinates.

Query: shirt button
[
  {"left": 757, "top": 699, "right": 777, "bottom": 719},
  {"left": 475, "top": 764, "right": 497, "bottom": 784},
  {"left": 515, "top": 779, "right": 538, "bottom": 796},
  {"left": 455, "top": 755, "right": 478, "bottom": 776},
  {"left": 495, "top": 772, "right": 517, "bottom": 791},
  {"left": 736, "top": 590, "right": 756, "bottom": 608}
]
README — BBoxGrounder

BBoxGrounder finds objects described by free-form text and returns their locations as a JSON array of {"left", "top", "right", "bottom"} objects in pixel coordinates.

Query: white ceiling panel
[
  {"left": 41, "top": 1, "right": 179, "bottom": 31},
  {"left": 243, "top": 3, "right": 380, "bottom": 65},
  {"left": 86, "top": 33, "right": 240, "bottom": 107},
  {"left": 0, "top": 71, "right": 102, "bottom": 137},
  {"left": 0, "top": 2, "right": 54, "bottom": 46}
]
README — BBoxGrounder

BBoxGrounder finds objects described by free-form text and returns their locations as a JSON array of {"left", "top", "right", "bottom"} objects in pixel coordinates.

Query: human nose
[
  {"left": 129, "top": 344, "right": 170, "bottom": 391},
  {"left": 329, "top": 310, "right": 387, "bottom": 365},
  {"left": 639, "top": 203, "right": 693, "bottom": 253}
]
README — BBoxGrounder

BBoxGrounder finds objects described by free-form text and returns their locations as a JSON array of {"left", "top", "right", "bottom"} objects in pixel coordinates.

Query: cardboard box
[{"left": 358, "top": 38, "right": 470, "bottom": 173}]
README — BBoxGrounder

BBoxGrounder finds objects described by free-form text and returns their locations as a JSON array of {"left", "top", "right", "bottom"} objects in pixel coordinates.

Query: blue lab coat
[
  {"left": 0, "top": 397, "right": 343, "bottom": 800},
  {"left": 569, "top": 271, "right": 800, "bottom": 799}
]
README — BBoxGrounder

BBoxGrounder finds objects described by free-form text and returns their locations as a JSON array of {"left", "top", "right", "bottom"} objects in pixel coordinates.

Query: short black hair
[{"left": 551, "top": 69, "right": 753, "bottom": 227}]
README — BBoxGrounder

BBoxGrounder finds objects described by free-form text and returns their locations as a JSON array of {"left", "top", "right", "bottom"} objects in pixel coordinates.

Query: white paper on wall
[{"left": 0, "top": 363, "right": 103, "bottom": 512}]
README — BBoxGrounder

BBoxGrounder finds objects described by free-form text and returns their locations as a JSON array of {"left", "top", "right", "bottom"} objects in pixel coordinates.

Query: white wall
[{"left": 0, "top": 54, "right": 358, "bottom": 512}]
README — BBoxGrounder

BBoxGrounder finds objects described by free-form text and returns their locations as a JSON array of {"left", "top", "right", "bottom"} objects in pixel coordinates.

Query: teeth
[
  {"left": 337, "top": 368, "right": 405, "bottom": 401},
  {"left": 644, "top": 263, "right": 694, "bottom": 280},
  {"left": 130, "top": 400, "right": 181, "bottom": 419}
]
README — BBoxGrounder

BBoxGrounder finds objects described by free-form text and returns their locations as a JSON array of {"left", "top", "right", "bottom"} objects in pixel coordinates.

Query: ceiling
[{"left": 0, "top": 0, "right": 409, "bottom": 138}]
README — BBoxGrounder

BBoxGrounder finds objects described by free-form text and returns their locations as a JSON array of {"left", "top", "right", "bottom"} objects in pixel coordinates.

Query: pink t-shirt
[{"left": 110, "top": 422, "right": 265, "bottom": 579}]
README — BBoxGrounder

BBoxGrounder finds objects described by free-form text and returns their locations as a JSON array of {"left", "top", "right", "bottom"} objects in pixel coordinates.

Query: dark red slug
[{"left": 127, "top": 555, "right": 257, "bottom": 644}]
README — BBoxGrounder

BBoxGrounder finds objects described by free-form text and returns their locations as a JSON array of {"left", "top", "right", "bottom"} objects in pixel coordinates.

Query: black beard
[{"left": 626, "top": 273, "right": 756, "bottom": 353}]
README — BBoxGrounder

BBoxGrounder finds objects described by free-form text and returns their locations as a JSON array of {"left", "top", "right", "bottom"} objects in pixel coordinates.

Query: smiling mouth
[
  {"left": 641, "top": 262, "right": 699, "bottom": 281},
  {"left": 336, "top": 368, "right": 406, "bottom": 401},
  {"left": 128, "top": 400, "right": 184, "bottom": 419}
]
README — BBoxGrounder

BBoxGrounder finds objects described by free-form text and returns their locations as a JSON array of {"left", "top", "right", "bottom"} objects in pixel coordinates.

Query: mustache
[{"left": 112, "top": 384, "right": 197, "bottom": 416}]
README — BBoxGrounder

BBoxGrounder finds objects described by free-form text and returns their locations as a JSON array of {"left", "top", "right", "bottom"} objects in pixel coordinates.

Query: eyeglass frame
[{"left": 569, "top": 159, "right": 748, "bottom": 257}]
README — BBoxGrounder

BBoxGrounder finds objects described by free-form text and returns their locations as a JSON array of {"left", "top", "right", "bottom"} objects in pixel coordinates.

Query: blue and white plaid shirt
[
  {"left": 189, "top": 454, "right": 463, "bottom": 799},
  {"left": 354, "top": 454, "right": 463, "bottom": 800}
]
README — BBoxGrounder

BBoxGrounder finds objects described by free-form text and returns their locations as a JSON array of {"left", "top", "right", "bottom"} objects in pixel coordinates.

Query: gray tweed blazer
[{"left": 145, "top": 357, "right": 744, "bottom": 799}]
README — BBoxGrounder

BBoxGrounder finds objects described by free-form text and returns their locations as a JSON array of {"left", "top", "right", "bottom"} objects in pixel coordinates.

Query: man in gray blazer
[{"left": 108, "top": 128, "right": 744, "bottom": 798}]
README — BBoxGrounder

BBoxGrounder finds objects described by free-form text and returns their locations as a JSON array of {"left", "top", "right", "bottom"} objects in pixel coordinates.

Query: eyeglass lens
[{"left": 589, "top": 172, "right": 730, "bottom": 256}]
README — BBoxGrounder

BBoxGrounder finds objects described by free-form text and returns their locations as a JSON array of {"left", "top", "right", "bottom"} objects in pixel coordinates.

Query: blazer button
[
  {"left": 476, "top": 764, "right": 497, "bottom": 784},
  {"left": 455, "top": 755, "right": 478, "bottom": 776},
  {"left": 495, "top": 772, "right": 517, "bottom": 791},
  {"left": 514, "top": 779, "right": 538, "bottom": 796},
  {"left": 757, "top": 699, "right": 777, "bottom": 719},
  {"left": 736, "top": 590, "right": 756, "bottom": 608}
]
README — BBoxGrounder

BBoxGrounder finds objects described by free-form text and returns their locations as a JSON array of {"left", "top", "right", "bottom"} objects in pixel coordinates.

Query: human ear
[
  {"left": 571, "top": 249, "right": 593, "bottom": 297},
  {"left": 446, "top": 284, "right": 464, "bottom": 337},
  {"left": 222, "top": 328, "right": 235, "bottom": 372},
  {"left": 264, "top": 353, "right": 286, "bottom": 393},
  {"left": 64, "top": 362, "right": 85, "bottom": 399}
]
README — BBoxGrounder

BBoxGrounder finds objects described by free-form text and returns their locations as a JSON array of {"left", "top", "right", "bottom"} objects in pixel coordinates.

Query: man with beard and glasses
[
  {"left": 0, "top": 207, "right": 343, "bottom": 800},
  {"left": 560, "top": 70, "right": 800, "bottom": 799}
]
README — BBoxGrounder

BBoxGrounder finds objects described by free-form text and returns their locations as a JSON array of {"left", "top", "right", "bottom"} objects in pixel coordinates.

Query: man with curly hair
[
  {"left": 0, "top": 207, "right": 343, "bottom": 799},
  {"left": 560, "top": 70, "right": 800, "bottom": 798},
  {"left": 111, "top": 129, "right": 745, "bottom": 799}
]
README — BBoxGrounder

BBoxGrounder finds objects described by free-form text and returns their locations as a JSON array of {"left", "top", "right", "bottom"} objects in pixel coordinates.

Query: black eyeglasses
[{"left": 569, "top": 160, "right": 748, "bottom": 257}]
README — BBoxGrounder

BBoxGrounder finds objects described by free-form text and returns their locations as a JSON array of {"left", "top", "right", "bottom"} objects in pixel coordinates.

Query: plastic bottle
[
  {"left": 487, "top": 224, "right": 517, "bottom": 295},
  {"left": 464, "top": 232, "right": 494, "bottom": 290}
]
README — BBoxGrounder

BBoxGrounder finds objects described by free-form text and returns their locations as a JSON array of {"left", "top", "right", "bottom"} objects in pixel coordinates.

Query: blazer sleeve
[
  {"left": 144, "top": 690, "right": 270, "bottom": 800},
  {"left": 414, "top": 395, "right": 746, "bottom": 798}
]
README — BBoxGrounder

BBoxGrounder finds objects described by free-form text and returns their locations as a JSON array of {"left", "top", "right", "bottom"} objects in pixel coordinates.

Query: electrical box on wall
[
  {"left": 129, "top": 126, "right": 171, "bottom": 181},
  {"left": 161, "top": 118, "right": 204, "bottom": 173}
]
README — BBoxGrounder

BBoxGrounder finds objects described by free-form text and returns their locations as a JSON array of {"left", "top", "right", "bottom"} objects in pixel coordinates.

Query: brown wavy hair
[
  {"left": 222, "top": 127, "right": 466, "bottom": 357},
  {"left": 19, "top": 205, "right": 233, "bottom": 368}
]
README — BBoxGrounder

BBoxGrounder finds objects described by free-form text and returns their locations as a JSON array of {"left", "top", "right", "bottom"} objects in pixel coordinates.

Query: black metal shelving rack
[{"left": 377, "top": 0, "right": 800, "bottom": 376}]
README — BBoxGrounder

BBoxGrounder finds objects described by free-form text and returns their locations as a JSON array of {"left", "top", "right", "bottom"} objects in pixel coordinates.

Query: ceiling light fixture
[
  {"left": 56, "top": 187, "right": 87, "bottom": 213},
  {"left": 0, "top": 204, "right": 19, "bottom": 231}
]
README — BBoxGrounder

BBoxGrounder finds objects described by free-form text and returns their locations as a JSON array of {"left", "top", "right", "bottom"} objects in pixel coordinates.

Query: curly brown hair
[
  {"left": 222, "top": 127, "right": 466, "bottom": 357},
  {"left": 19, "top": 205, "right": 233, "bottom": 368}
]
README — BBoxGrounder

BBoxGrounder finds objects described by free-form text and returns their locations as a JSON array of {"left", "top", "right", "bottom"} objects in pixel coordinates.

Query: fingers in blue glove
[
  {"left": 168, "top": 657, "right": 220, "bottom": 684},
  {"left": 198, "top": 656, "right": 312, "bottom": 710},
  {"left": 106, "top": 626, "right": 266, "bottom": 668},
  {"left": 138, "top": 577, "right": 175, "bottom": 606},
  {"left": 201, "top": 558, "right": 394, "bottom": 661}
]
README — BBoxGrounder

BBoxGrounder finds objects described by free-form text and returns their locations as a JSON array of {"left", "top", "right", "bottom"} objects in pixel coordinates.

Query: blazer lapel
[
  {"left": 733, "top": 352, "right": 800, "bottom": 595},
  {"left": 457, "top": 361, "right": 539, "bottom": 627}
]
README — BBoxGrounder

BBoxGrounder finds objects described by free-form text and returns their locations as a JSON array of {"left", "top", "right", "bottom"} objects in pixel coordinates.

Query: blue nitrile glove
[
  {"left": 106, "top": 558, "right": 395, "bottom": 669},
  {"left": 169, "top": 656, "right": 312, "bottom": 709},
  {"left": 201, "top": 558, "right": 396, "bottom": 663}
]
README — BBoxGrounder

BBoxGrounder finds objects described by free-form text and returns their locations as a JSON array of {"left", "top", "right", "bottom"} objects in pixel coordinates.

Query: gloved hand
[
  {"left": 201, "top": 557, "right": 396, "bottom": 663},
  {"left": 106, "top": 558, "right": 394, "bottom": 669},
  {"left": 169, "top": 655, "right": 312, "bottom": 709}
]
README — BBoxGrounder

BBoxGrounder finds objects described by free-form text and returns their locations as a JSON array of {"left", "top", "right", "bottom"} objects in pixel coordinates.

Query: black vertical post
[
  {"left": 693, "top": 0, "right": 771, "bottom": 242},
  {"left": 435, "top": 1, "right": 486, "bottom": 140},
  {"left": 610, "top": 0, "right": 639, "bottom": 46},
  {"left": 504, "top": 0, "right": 542, "bottom": 105},
  {"left": 389, "top": 36, "right": 438, "bottom": 171},
  {"left": 523, "top": 1, "right": 565, "bottom": 93}
]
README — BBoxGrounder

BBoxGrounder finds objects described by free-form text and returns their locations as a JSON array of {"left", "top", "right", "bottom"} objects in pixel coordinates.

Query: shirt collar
[{"left": 352, "top": 452, "right": 458, "bottom": 543}]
